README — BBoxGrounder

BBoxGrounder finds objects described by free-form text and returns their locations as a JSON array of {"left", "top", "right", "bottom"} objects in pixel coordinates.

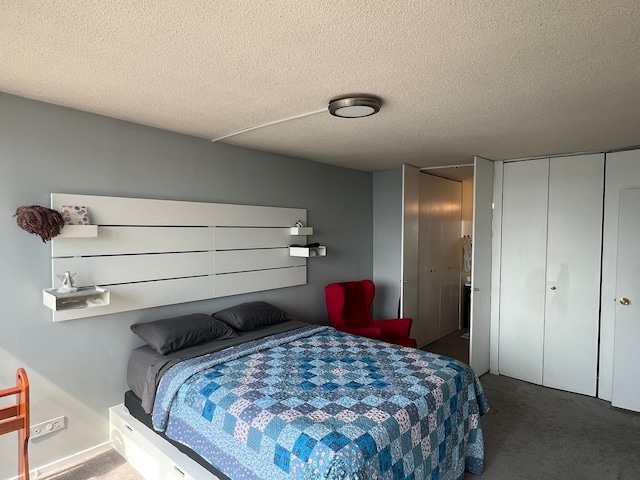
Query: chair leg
[{"left": 19, "top": 428, "right": 29, "bottom": 480}]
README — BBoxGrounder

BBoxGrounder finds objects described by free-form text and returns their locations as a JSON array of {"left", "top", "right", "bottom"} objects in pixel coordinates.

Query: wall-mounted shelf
[
  {"left": 58, "top": 225, "right": 98, "bottom": 238},
  {"left": 289, "top": 225, "right": 326, "bottom": 257},
  {"left": 289, "top": 246, "right": 327, "bottom": 257},
  {"left": 290, "top": 226, "right": 313, "bottom": 235},
  {"left": 43, "top": 286, "right": 110, "bottom": 311}
]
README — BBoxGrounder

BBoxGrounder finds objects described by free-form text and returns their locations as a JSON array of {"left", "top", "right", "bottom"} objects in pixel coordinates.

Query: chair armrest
[{"left": 375, "top": 317, "right": 413, "bottom": 338}]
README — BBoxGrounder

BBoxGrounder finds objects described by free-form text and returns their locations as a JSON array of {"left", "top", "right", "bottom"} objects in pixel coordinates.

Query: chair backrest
[
  {"left": 0, "top": 368, "right": 30, "bottom": 480},
  {"left": 325, "top": 280, "right": 375, "bottom": 329}
]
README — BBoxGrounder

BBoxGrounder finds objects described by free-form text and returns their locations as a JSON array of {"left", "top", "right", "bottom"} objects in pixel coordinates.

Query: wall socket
[{"left": 31, "top": 416, "right": 66, "bottom": 438}]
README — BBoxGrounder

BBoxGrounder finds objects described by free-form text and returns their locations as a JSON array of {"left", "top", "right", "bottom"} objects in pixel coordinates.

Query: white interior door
[
  {"left": 498, "top": 159, "right": 549, "bottom": 384},
  {"left": 469, "top": 157, "right": 493, "bottom": 375},
  {"left": 543, "top": 154, "right": 603, "bottom": 396},
  {"left": 611, "top": 189, "right": 640, "bottom": 412}
]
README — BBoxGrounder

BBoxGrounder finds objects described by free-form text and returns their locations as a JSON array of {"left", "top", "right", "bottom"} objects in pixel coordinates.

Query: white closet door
[
  {"left": 543, "top": 154, "right": 603, "bottom": 396},
  {"left": 599, "top": 149, "right": 640, "bottom": 401},
  {"left": 612, "top": 189, "right": 640, "bottom": 412},
  {"left": 499, "top": 159, "right": 549, "bottom": 384}
]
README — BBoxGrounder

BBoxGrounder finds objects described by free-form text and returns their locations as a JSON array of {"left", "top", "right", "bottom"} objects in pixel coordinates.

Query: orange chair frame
[{"left": 0, "top": 368, "right": 30, "bottom": 480}]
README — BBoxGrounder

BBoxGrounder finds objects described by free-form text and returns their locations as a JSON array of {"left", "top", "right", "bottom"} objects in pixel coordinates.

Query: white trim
[{"left": 30, "top": 442, "right": 112, "bottom": 479}]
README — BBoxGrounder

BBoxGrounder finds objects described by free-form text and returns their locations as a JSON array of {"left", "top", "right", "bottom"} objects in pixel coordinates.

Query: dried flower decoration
[{"left": 14, "top": 205, "right": 65, "bottom": 242}]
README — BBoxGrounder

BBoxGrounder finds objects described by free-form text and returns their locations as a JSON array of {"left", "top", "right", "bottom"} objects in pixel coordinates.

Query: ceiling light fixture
[
  {"left": 328, "top": 95, "right": 381, "bottom": 118},
  {"left": 211, "top": 94, "right": 382, "bottom": 142}
]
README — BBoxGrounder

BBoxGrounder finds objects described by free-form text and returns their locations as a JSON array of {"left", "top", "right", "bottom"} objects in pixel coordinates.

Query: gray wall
[
  {"left": 372, "top": 169, "right": 403, "bottom": 319},
  {"left": 0, "top": 93, "right": 373, "bottom": 477}
]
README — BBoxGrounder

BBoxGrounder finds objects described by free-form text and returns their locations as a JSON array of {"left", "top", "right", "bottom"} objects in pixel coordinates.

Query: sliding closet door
[
  {"left": 499, "top": 159, "right": 549, "bottom": 385},
  {"left": 543, "top": 154, "right": 603, "bottom": 396}
]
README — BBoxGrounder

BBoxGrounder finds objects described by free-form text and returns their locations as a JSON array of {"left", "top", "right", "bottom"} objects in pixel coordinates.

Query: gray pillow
[
  {"left": 130, "top": 313, "right": 237, "bottom": 354},
  {"left": 212, "top": 301, "right": 293, "bottom": 331}
]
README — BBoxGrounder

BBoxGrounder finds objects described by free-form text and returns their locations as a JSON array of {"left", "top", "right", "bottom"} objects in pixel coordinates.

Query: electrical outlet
[{"left": 30, "top": 416, "right": 66, "bottom": 438}]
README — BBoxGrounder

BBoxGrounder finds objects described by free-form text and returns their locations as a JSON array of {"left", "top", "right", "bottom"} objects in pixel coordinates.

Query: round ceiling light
[{"left": 328, "top": 96, "right": 381, "bottom": 118}]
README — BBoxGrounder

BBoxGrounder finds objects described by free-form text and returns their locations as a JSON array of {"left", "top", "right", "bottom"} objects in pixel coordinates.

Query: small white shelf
[
  {"left": 43, "top": 286, "right": 110, "bottom": 311},
  {"left": 290, "top": 226, "right": 313, "bottom": 235},
  {"left": 289, "top": 246, "right": 327, "bottom": 257},
  {"left": 289, "top": 225, "right": 326, "bottom": 257},
  {"left": 58, "top": 225, "right": 98, "bottom": 238}
]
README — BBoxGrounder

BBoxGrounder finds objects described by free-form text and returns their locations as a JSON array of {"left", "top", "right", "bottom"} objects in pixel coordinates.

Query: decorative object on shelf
[
  {"left": 56, "top": 271, "right": 77, "bottom": 293},
  {"left": 13, "top": 205, "right": 65, "bottom": 242},
  {"left": 60, "top": 205, "right": 90, "bottom": 225}
]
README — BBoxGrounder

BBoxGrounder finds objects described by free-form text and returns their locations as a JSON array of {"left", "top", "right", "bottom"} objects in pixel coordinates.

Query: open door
[
  {"left": 401, "top": 164, "right": 420, "bottom": 322},
  {"left": 469, "top": 156, "right": 493, "bottom": 375}
]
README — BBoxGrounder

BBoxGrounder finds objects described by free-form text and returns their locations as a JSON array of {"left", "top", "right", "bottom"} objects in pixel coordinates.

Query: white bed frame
[{"left": 109, "top": 403, "right": 221, "bottom": 480}]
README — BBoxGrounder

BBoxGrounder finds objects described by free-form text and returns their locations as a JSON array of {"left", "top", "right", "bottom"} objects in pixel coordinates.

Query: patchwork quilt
[{"left": 153, "top": 326, "right": 490, "bottom": 480}]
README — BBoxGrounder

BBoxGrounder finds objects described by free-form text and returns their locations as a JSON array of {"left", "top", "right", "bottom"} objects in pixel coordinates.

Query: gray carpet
[
  {"left": 423, "top": 329, "right": 470, "bottom": 364},
  {"left": 467, "top": 373, "right": 640, "bottom": 480},
  {"left": 38, "top": 449, "right": 141, "bottom": 480},
  {"left": 42, "top": 374, "right": 640, "bottom": 480}
]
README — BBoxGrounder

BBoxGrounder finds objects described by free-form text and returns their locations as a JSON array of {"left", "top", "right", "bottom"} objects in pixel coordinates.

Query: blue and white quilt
[{"left": 153, "top": 325, "right": 490, "bottom": 480}]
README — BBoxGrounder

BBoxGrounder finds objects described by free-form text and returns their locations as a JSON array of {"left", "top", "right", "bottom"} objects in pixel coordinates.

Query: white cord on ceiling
[
  {"left": 211, "top": 108, "right": 326, "bottom": 142},
  {"left": 419, "top": 163, "right": 474, "bottom": 171}
]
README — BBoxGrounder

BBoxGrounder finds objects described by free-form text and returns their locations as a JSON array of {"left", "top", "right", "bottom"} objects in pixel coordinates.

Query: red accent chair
[{"left": 325, "top": 279, "right": 417, "bottom": 348}]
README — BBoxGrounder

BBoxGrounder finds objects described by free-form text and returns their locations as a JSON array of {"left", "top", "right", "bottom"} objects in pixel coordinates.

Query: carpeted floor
[
  {"left": 467, "top": 373, "right": 640, "bottom": 480},
  {"left": 41, "top": 373, "right": 640, "bottom": 480},
  {"left": 39, "top": 448, "right": 141, "bottom": 480},
  {"left": 423, "top": 328, "right": 470, "bottom": 364}
]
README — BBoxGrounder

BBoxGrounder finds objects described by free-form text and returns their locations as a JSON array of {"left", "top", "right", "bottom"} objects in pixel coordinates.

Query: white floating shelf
[
  {"left": 289, "top": 246, "right": 327, "bottom": 257},
  {"left": 58, "top": 225, "right": 99, "bottom": 238},
  {"left": 290, "top": 226, "right": 313, "bottom": 235},
  {"left": 43, "top": 286, "right": 110, "bottom": 311}
]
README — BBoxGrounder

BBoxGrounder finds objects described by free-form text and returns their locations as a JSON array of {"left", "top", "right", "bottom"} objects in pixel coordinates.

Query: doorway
[{"left": 417, "top": 165, "right": 474, "bottom": 362}]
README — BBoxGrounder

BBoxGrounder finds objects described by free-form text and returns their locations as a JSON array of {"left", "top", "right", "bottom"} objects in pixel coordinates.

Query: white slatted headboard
[{"left": 49, "top": 194, "right": 308, "bottom": 321}]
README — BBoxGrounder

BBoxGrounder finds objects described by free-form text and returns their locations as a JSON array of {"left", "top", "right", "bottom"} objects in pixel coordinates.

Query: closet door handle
[
  {"left": 620, "top": 297, "right": 630, "bottom": 305},
  {"left": 550, "top": 286, "right": 556, "bottom": 290}
]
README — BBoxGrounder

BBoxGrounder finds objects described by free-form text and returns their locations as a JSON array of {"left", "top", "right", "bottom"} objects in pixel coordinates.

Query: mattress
[
  {"left": 146, "top": 325, "right": 489, "bottom": 479},
  {"left": 127, "top": 320, "right": 309, "bottom": 412}
]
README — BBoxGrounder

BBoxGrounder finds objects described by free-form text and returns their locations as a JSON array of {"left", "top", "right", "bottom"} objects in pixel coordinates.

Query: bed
[{"left": 118, "top": 302, "right": 490, "bottom": 480}]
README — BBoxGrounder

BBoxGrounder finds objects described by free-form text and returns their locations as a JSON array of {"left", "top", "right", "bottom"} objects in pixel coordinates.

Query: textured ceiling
[{"left": 2, "top": 1, "right": 639, "bottom": 172}]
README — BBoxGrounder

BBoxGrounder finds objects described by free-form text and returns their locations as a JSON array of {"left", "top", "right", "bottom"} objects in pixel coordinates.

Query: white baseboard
[{"left": 27, "top": 441, "right": 113, "bottom": 479}]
